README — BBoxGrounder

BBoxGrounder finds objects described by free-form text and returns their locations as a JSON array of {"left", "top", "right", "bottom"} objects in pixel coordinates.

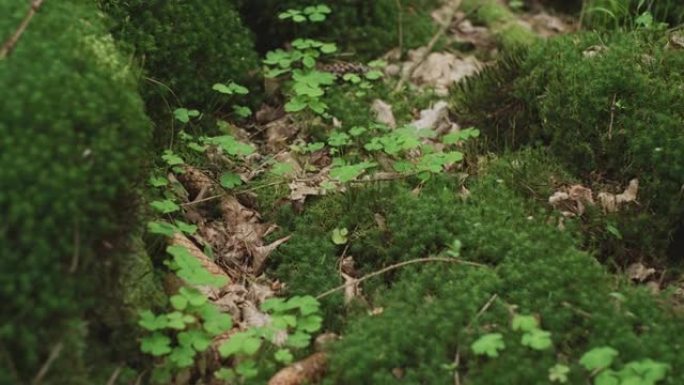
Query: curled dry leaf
[
  {"left": 549, "top": 184, "right": 595, "bottom": 216},
  {"left": 626, "top": 262, "right": 656, "bottom": 283},
  {"left": 407, "top": 50, "right": 482, "bottom": 95},
  {"left": 268, "top": 352, "right": 327, "bottom": 385},
  {"left": 372, "top": 99, "right": 397, "bottom": 128},
  {"left": 597, "top": 179, "right": 639, "bottom": 213},
  {"left": 411, "top": 100, "right": 458, "bottom": 135},
  {"left": 266, "top": 116, "right": 299, "bottom": 152}
]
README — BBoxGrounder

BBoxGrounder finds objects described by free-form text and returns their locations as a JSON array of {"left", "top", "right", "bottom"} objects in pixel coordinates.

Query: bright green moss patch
[
  {"left": 452, "top": 31, "right": 684, "bottom": 260},
  {"left": 100, "top": 0, "right": 260, "bottom": 113},
  {"left": 0, "top": 1, "right": 153, "bottom": 382}
]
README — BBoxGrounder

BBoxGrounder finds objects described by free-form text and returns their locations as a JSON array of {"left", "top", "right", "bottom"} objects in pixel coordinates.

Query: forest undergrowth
[{"left": 1, "top": 0, "right": 683, "bottom": 384}]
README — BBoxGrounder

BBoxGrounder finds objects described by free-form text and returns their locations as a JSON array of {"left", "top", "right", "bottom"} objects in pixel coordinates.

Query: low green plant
[{"left": 215, "top": 295, "right": 323, "bottom": 382}]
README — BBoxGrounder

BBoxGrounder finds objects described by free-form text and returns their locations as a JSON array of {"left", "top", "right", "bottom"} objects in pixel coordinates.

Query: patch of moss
[
  {"left": 0, "top": 0, "right": 152, "bottom": 382},
  {"left": 323, "top": 170, "right": 684, "bottom": 385},
  {"left": 452, "top": 31, "right": 684, "bottom": 260},
  {"left": 99, "top": 0, "right": 260, "bottom": 114},
  {"left": 238, "top": 0, "right": 439, "bottom": 59},
  {"left": 462, "top": 0, "right": 538, "bottom": 49}
]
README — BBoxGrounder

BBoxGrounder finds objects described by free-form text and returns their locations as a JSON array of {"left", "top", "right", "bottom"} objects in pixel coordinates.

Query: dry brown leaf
[
  {"left": 626, "top": 262, "right": 656, "bottom": 282},
  {"left": 268, "top": 352, "right": 327, "bottom": 385},
  {"left": 597, "top": 179, "right": 639, "bottom": 213},
  {"left": 341, "top": 272, "right": 359, "bottom": 305},
  {"left": 252, "top": 235, "right": 292, "bottom": 274},
  {"left": 266, "top": 116, "right": 298, "bottom": 152},
  {"left": 372, "top": 99, "right": 397, "bottom": 128},
  {"left": 411, "top": 100, "right": 457, "bottom": 134},
  {"left": 408, "top": 51, "right": 482, "bottom": 95},
  {"left": 549, "top": 184, "right": 595, "bottom": 216},
  {"left": 522, "top": 12, "right": 571, "bottom": 38}
]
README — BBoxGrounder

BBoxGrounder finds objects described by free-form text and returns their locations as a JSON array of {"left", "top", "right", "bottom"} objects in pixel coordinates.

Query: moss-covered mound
[
  {"left": 237, "top": 0, "right": 438, "bottom": 59},
  {"left": 99, "top": 0, "right": 260, "bottom": 112},
  {"left": 0, "top": 1, "right": 153, "bottom": 382},
  {"left": 266, "top": 152, "right": 684, "bottom": 384},
  {"left": 451, "top": 32, "right": 684, "bottom": 260}
]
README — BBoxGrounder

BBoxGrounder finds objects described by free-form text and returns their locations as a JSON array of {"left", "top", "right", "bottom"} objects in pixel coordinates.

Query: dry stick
[
  {"left": 392, "top": 0, "right": 465, "bottom": 93},
  {"left": 0, "top": 0, "right": 45, "bottom": 60},
  {"left": 105, "top": 366, "right": 123, "bottom": 385},
  {"left": 394, "top": 0, "right": 404, "bottom": 56},
  {"left": 31, "top": 342, "right": 63, "bottom": 385},
  {"left": 316, "top": 257, "right": 486, "bottom": 299},
  {"left": 607, "top": 93, "right": 617, "bottom": 140}
]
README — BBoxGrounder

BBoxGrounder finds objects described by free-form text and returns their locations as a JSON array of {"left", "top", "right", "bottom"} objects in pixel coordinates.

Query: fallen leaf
[
  {"left": 626, "top": 262, "right": 656, "bottom": 282},
  {"left": 371, "top": 99, "right": 397, "bottom": 128}
]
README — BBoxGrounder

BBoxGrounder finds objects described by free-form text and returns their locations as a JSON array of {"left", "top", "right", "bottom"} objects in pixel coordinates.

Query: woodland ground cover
[{"left": 1, "top": 0, "right": 683, "bottom": 384}]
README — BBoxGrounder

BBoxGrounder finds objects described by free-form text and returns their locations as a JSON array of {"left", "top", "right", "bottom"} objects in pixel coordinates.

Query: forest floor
[{"left": 142, "top": 1, "right": 684, "bottom": 384}]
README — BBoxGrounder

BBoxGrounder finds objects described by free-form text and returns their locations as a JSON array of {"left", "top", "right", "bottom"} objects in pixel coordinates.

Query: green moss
[
  {"left": 462, "top": 0, "right": 538, "bottom": 49},
  {"left": 321, "top": 171, "right": 684, "bottom": 385},
  {"left": 0, "top": 1, "right": 152, "bottom": 382},
  {"left": 452, "top": 31, "right": 684, "bottom": 260},
  {"left": 99, "top": 0, "right": 260, "bottom": 113},
  {"left": 238, "top": 0, "right": 439, "bottom": 59}
]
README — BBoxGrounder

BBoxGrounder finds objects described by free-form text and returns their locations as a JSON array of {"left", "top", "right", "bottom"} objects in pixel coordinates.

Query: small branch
[
  {"left": 394, "top": 0, "right": 404, "bottom": 56},
  {"left": 31, "top": 341, "right": 63, "bottom": 385},
  {"left": 105, "top": 365, "right": 123, "bottom": 385},
  {"left": 393, "top": 0, "right": 467, "bottom": 93},
  {"left": 316, "top": 256, "right": 485, "bottom": 299},
  {"left": 68, "top": 222, "right": 79, "bottom": 273},
  {"left": 607, "top": 93, "right": 617, "bottom": 140},
  {"left": 0, "top": 0, "right": 45, "bottom": 60},
  {"left": 181, "top": 194, "right": 222, "bottom": 206}
]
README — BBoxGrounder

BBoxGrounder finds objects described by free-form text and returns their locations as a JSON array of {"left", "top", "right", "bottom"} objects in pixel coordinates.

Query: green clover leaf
[{"left": 471, "top": 333, "right": 505, "bottom": 358}]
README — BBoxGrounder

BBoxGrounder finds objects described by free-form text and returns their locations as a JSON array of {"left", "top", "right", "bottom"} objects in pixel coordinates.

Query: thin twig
[
  {"left": 31, "top": 341, "right": 63, "bottom": 385},
  {"left": 0, "top": 0, "right": 45, "bottom": 60},
  {"left": 105, "top": 365, "right": 123, "bottom": 385},
  {"left": 394, "top": 0, "right": 404, "bottom": 56},
  {"left": 316, "top": 257, "right": 485, "bottom": 299},
  {"left": 393, "top": 0, "right": 466, "bottom": 93},
  {"left": 181, "top": 194, "right": 223, "bottom": 206},
  {"left": 607, "top": 93, "right": 617, "bottom": 140},
  {"left": 68, "top": 222, "right": 79, "bottom": 273}
]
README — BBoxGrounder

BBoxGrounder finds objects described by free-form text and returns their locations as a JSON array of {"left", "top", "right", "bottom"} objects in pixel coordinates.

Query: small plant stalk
[{"left": 0, "top": 0, "right": 45, "bottom": 60}]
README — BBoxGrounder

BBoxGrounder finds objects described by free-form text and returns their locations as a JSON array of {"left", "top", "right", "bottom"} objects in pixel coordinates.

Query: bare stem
[
  {"left": 316, "top": 256, "right": 486, "bottom": 299},
  {"left": 0, "top": 0, "right": 45, "bottom": 60}
]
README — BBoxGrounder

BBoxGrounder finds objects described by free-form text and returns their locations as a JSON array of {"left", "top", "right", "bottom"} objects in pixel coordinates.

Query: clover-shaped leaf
[
  {"left": 471, "top": 333, "right": 505, "bottom": 358},
  {"left": 512, "top": 314, "right": 539, "bottom": 332},
  {"left": 220, "top": 172, "right": 243, "bottom": 189},
  {"left": 332, "top": 227, "right": 349, "bottom": 245},
  {"left": 521, "top": 329, "right": 552, "bottom": 350},
  {"left": 549, "top": 364, "right": 570, "bottom": 383},
  {"left": 580, "top": 347, "right": 619, "bottom": 371},
  {"left": 150, "top": 200, "right": 180, "bottom": 214},
  {"left": 141, "top": 332, "right": 172, "bottom": 356}
]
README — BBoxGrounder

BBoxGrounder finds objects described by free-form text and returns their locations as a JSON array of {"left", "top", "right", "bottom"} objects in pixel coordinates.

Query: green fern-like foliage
[
  {"left": 99, "top": 0, "right": 260, "bottom": 112},
  {"left": 452, "top": 32, "right": 684, "bottom": 260},
  {"left": 237, "top": 0, "right": 439, "bottom": 59},
  {"left": 0, "top": 1, "right": 152, "bottom": 382}
]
